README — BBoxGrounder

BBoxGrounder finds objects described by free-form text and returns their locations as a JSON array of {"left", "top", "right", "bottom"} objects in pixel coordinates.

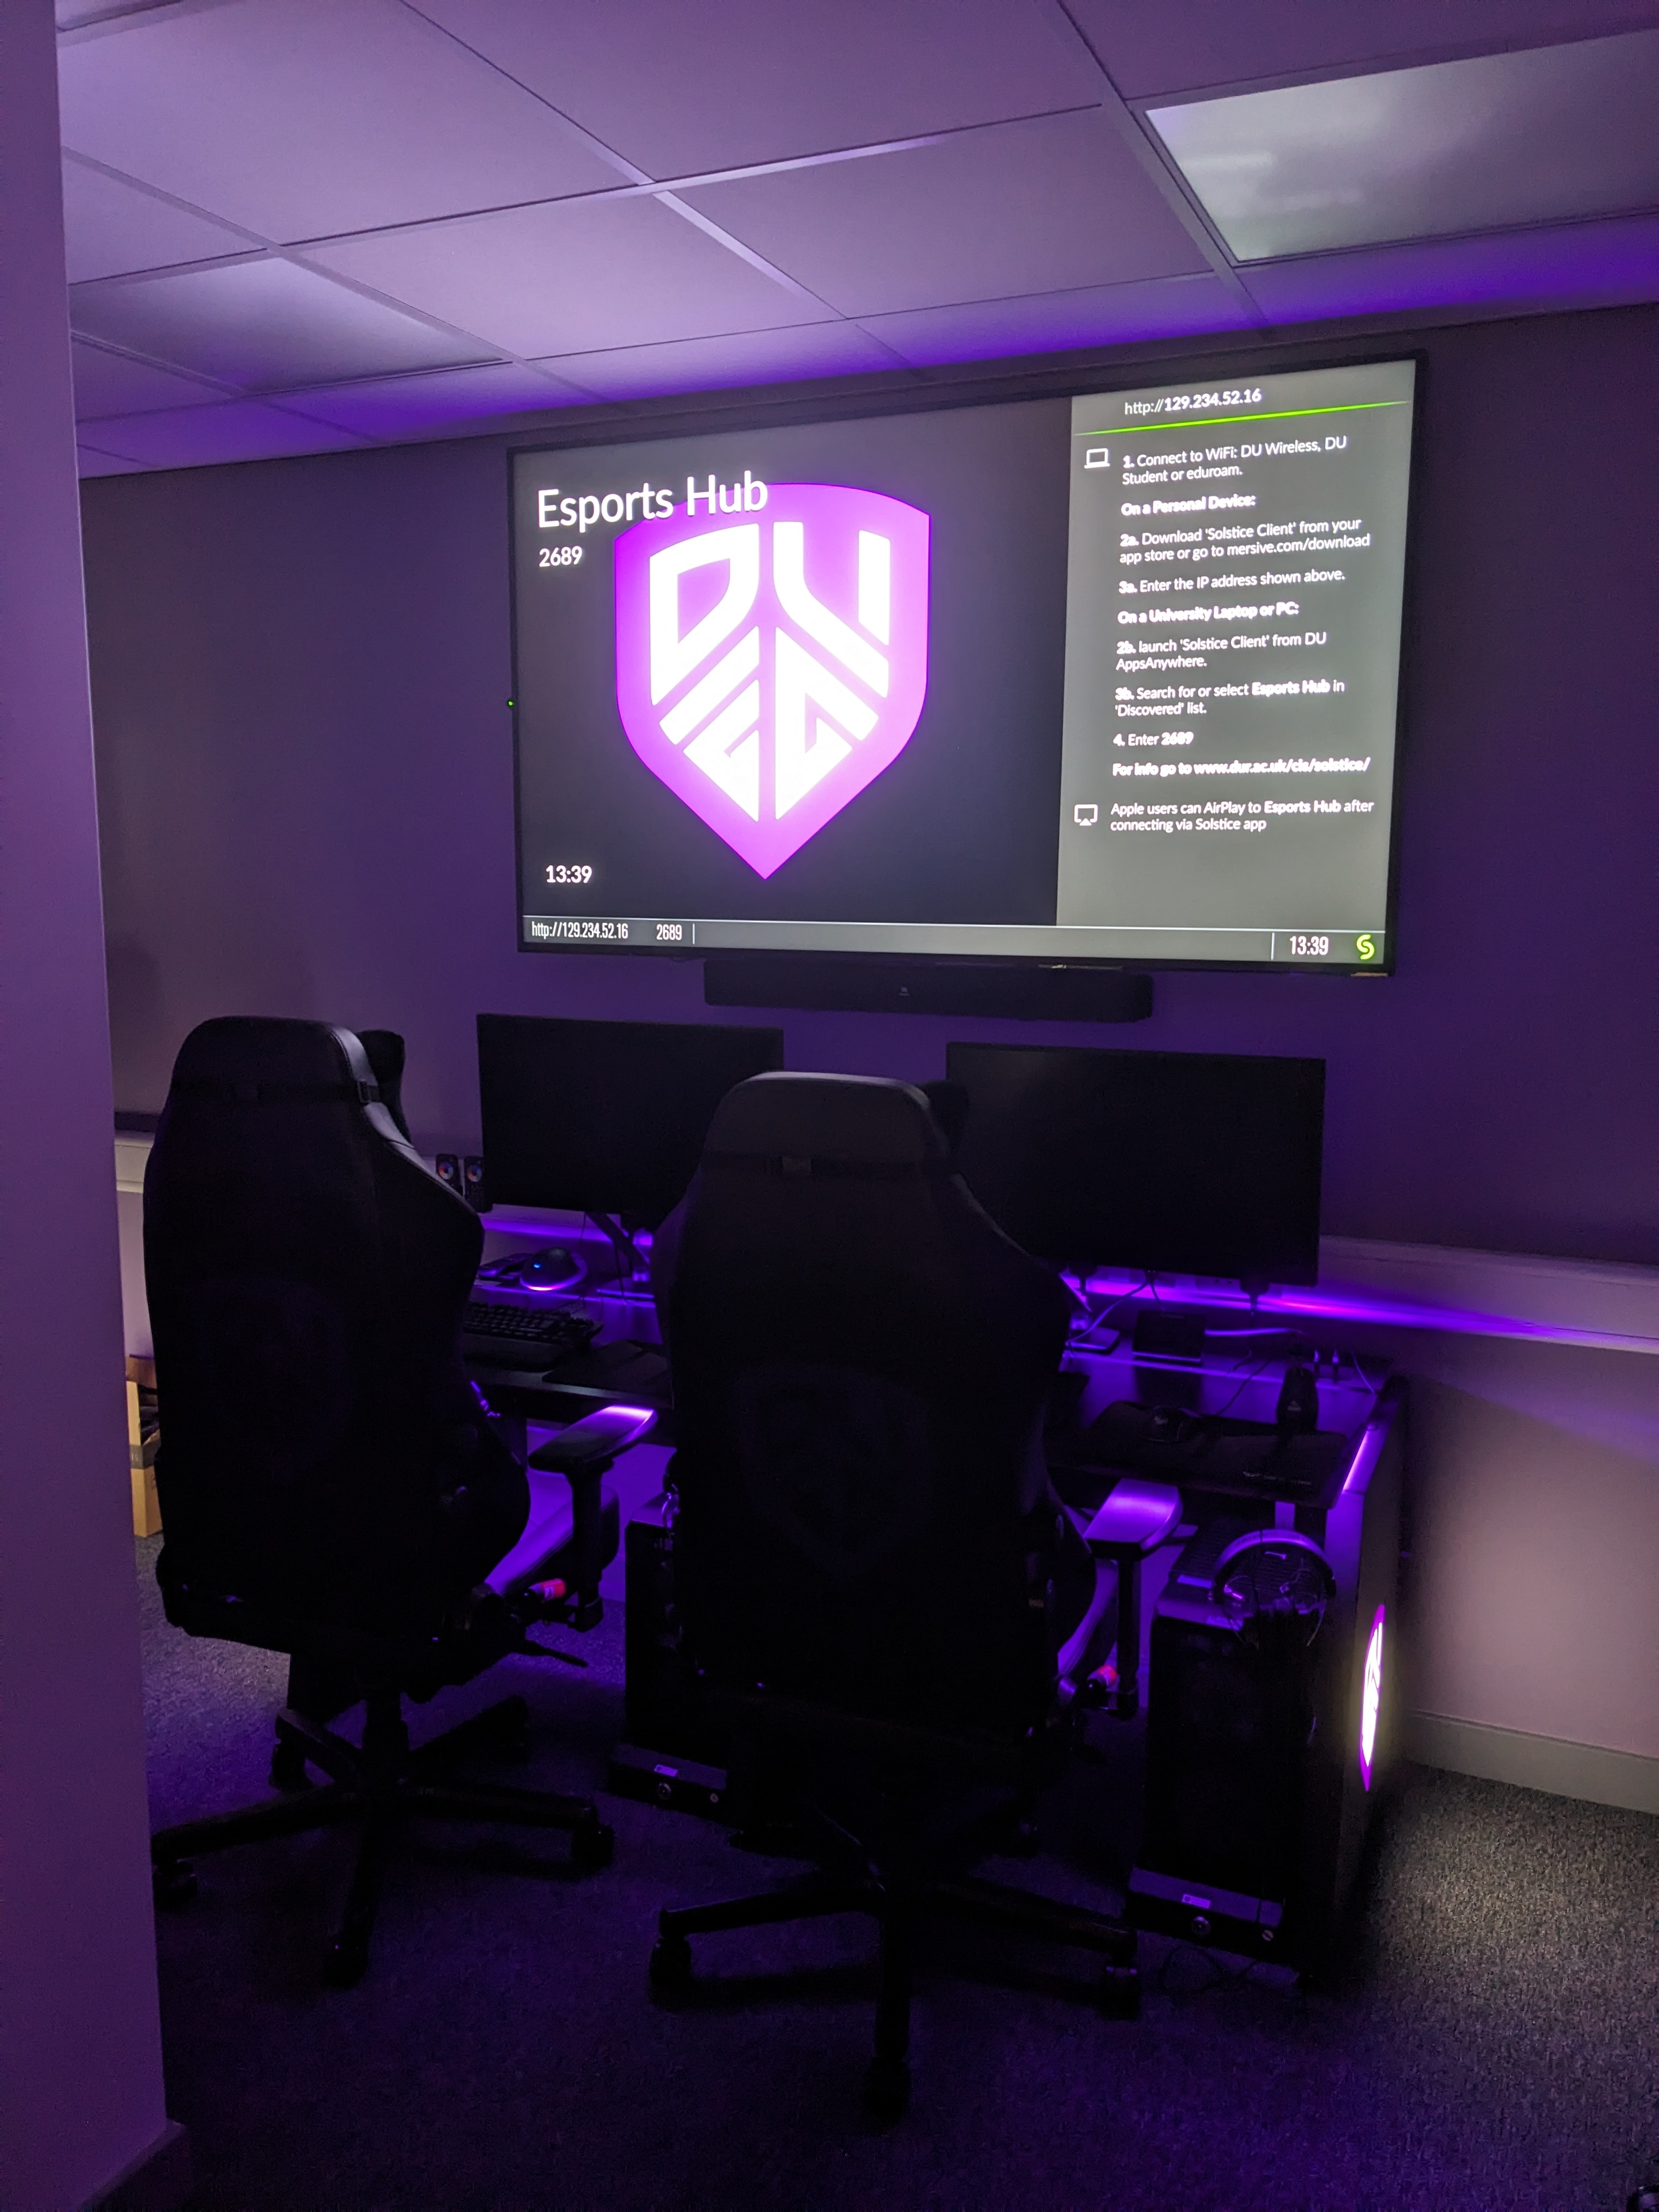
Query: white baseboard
[{"left": 1404, "top": 1711, "right": 1659, "bottom": 1815}]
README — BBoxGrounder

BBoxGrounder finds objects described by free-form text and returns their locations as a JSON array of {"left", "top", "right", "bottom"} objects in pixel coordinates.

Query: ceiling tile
[
  {"left": 61, "top": 158, "right": 251, "bottom": 283},
  {"left": 280, "top": 360, "right": 583, "bottom": 437},
  {"left": 540, "top": 320, "right": 905, "bottom": 401},
  {"left": 861, "top": 273, "right": 1251, "bottom": 368},
  {"left": 77, "top": 442, "right": 152, "bottom": 477},
  {"left": 413, "top": 0, "right": 1103, "bottom": 176},
  {"left": 74, "top": 400, "right": 372, "bottom": 471},
  {"left": 1151, "top": 32, "right": 1659, "bottom": 261},
  {"left": 72, "top": 338, "right": 226, "bottom": 418},
  {"left": 679, "top": 110, "right": 1209, "bottom": 317},
  {"left": 70, "top": 257, "right": 490, "bottom": 389},
  {"left": 307, "top": 194, "right": 826, "bottom": 358},
  {"left": 56, "top": 0, "right": 618, "bottom": 243},
  {"left": 1239, "top": 210, "right": 1659, "bottom": 324},
  {"left": 1072, "top": 0, "right": 1659, "bottom": 101}
]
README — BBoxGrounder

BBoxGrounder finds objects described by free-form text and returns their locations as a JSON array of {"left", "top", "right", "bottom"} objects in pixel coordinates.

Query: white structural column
[{"left": 0, "top": 3, "right": 181, "bottom": 2206}]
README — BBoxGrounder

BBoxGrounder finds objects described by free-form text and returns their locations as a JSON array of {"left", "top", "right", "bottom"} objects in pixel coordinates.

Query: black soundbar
[{"left": 703, "top": 956, "right": 1153, "bottom": 1023}]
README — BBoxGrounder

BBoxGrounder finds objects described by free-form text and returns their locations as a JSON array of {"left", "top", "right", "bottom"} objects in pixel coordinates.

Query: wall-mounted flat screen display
[{"left": 510, "top": 357, "right": 1415, "bottom": 973}]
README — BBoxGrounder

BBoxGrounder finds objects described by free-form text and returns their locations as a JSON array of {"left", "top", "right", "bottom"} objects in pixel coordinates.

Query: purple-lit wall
[{"left": 83, "top": 303, "right": 1656, "bottom": 1267}]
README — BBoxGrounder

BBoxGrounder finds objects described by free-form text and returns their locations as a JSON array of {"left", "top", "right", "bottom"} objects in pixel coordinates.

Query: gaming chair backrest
[
  {"left": 144, "top": 1017, "right": 526, "bottom": 1634},
  {"left": 356, "top": 1028, "right": 413, "bottom": 1143},
  {"left": 663, "top": 1073, "right": 1071, "bottom": 1737}
]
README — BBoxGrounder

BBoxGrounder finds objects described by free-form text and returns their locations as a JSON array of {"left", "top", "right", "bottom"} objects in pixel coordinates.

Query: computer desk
[
  {"left": 462, "top": 1215, "right": 673, "bottom": 1435},
  {"left": 465, "top": 1220, "right": 1404, "bottom": 1962}
]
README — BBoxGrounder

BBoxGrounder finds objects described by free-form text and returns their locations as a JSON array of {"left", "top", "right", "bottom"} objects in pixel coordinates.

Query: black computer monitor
[
  {"left": 477, "top": 1014, "right": 785, "bottom": 1226},
  {"left": 945, "top": 1043, "right": 1325, "bottom": 1288}
]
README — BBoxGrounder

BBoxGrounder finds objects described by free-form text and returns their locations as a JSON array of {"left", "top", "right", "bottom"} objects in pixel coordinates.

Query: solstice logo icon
[{"left": 614, "top": 484, "right": 930, "bottom": 879}]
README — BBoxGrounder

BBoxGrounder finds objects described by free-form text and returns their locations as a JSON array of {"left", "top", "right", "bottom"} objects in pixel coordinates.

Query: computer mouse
[{"left": 520, "top": 1245, "right": 583, "bottom": 1290}]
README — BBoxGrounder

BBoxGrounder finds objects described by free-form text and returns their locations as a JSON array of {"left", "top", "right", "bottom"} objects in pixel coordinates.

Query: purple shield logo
[{"left": 615, "top": 483, "right": 930, "bottom": 879}]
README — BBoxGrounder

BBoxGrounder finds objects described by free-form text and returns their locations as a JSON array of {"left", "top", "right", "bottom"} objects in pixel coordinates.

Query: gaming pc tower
[{"left": 1130, "top": 1382, "right": 1404, "bottom": 1972}]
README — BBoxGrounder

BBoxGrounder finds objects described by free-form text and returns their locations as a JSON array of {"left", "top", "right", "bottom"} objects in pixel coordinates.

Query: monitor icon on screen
[
  {"left": 1084, "top": 448, "right": 1110, "bottom": 469},
  {"left": 1074, "top": 803, "right": 1099, "bottom": 826}
]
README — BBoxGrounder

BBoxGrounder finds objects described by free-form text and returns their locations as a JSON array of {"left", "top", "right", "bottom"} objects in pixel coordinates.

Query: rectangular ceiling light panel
[{"left": 1149, "top": 31, "right": 1659, "bottom": 261}]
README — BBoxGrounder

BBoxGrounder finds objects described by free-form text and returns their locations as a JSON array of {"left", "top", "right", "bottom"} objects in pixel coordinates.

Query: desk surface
[{"left": 465, "top": 1224, "right": 1387, "bottom": 1505}]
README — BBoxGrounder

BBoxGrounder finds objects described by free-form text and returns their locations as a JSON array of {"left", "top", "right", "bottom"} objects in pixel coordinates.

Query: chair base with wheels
[
  {"left": 154, "top": 1682, "right": 611, "bottom": 1987},
  {"left": 152, "top": 1403, "right": 653, "bottom": 1986},
  {"left": 646, "top": 1699, "right": 1139, "bottom": 2120}
]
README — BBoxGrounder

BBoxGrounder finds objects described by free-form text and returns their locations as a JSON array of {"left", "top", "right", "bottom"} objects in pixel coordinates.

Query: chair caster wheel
[
  {"left": 1099, "top": 1962, "right": 1141, "bottom": 2019},
  {"left": 864, "top": 2054, "right": 911, "bottom": 2120},
  {"left": 153, "top": 1859, "right": 197, "bottom": 1909},
  {"left": 269, "top": 1739, "right": 312, "bottom": 1792},
  {"left": 570, "top": 1817, "right": 614, "bottom": 1871},
  {"left": 323, "top": 1933, "right": 370, "bottom": 1989},
  {"left": 649, "top": 1935, "right": 692, "bottom": 1990}
]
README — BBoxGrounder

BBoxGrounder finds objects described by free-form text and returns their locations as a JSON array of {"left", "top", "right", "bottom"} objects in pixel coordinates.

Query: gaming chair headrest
[
  {"left": 356, "top": 1029, "right": 411, "bottom": 1141},
  {"left": 701, "top": 1071, "right": 947, "bottom": 1175},
  {"left": 917, "top": 1078, "right": 970, "bottom": 1159},
  {"left": 166, "top": 1015, "right": 379, "bottom": 1105}
]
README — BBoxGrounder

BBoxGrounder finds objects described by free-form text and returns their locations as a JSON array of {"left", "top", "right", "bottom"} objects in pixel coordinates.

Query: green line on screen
[{"left": 1076, "top": 400, "right": 1407, "bottom": 437}]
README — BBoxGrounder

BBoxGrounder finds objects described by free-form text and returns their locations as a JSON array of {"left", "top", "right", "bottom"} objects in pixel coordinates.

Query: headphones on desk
[{"left": 1210, "top": 1527, "right": 1336, "bottom": 1650}]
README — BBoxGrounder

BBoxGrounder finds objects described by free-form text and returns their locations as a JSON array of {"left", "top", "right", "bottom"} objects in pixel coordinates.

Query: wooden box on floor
[{"left": 127, "top": 1353, "right": 161, "bottom": 1538}]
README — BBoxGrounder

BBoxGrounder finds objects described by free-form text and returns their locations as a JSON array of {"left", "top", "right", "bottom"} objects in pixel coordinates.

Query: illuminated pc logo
[
  {"left": 614, "top": 484, "right": 930, "bottom": 879},
  {"left": 1358, "top": 1604, "right": 1385, "bottom": 1790}
]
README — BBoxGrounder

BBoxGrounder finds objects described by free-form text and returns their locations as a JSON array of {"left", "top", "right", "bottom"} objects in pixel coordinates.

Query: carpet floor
[{"left": 137, "top": 1539, "right": 1656, "bottom": 2212}]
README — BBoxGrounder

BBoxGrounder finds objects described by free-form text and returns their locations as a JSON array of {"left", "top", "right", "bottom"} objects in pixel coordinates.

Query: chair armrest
[
  {"left": 1081, "top": 1478, "right": 1182, "bottom": 1556},
  {"left": 527, "top": 1403, "right": 656, "bottom": 1474},
  {"left": 523, "top": 1404, "right": 656, "bottom": 1629},
  {"left": 1076, "top": 1480, "right": 1181, "bottom": 1723}
]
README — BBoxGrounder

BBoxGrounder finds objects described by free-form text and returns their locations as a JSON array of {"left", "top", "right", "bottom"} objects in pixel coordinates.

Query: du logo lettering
[{"left": 614, "top": 484, "right": 929, "bottom": 878}]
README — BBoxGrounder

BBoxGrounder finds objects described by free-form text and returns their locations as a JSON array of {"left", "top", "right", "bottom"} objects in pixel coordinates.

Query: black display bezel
[{"left": 506, "top": 334, "right": 1425, "bottom": 982}]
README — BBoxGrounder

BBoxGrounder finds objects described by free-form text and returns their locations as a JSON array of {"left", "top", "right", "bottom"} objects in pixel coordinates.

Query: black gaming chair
[
  {"left": 646, "top": 1073, "right": 1138, "bottom": 2117},
  {"left": 144, "top": 1017, "right": 645, "bottom": 1984}
]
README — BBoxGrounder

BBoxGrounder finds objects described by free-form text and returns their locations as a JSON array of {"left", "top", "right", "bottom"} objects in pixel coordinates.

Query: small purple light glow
[{"left": 1358, "top": 1605, "right": 1385, "bottom": 1790}]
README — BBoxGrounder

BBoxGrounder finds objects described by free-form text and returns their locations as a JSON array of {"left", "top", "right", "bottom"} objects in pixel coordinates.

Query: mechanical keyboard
[{"left": 461, "top": 1301, "right": 601, "bottom": 1369}]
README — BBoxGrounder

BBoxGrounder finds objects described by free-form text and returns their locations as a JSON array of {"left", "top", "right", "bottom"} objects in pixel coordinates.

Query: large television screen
[{"left": 510, "top": 356, "right": 1415, "bottom": 973}]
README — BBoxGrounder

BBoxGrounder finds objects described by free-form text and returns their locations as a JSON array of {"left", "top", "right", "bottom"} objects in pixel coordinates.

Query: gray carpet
[{"left": 137, "top": 1539, "right": 1657, "bottom": 2212}]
